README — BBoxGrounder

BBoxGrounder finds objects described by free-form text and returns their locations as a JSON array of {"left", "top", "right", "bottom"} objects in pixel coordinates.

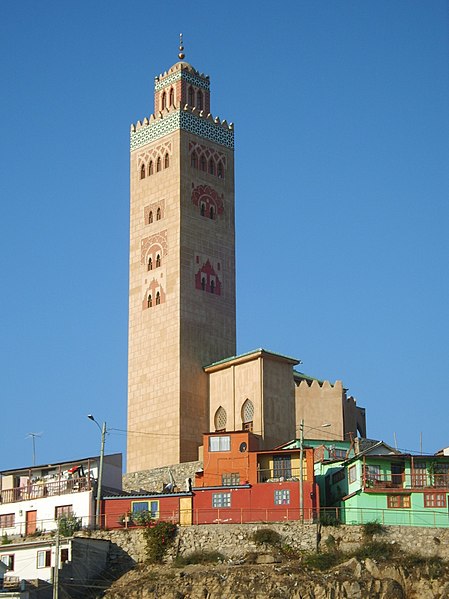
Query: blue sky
[{"left": 1, "top": 1, "right": 448, "bottom": 470}]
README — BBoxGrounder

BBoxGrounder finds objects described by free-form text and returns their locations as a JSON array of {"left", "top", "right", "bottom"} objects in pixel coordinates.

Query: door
[
  {"left": 391, "top": 463, "right": 404, "bottom": 487},
  {"left": 26, "top": 510, "right": 37, "bottom": 535},
  {"left": 179, "top": 497, "right": 192, "bottom": 526}
]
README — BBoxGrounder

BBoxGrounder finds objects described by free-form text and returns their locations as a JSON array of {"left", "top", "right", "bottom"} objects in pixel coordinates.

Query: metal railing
[
  {"left": 0, "top": 477, "right": 92, "bottom": 504},
  {"left": 257, "top": 467, "right": 305, "bottom": 483},
  {"left": 363, "top": 470, "right": 449, "bottom": 491}
]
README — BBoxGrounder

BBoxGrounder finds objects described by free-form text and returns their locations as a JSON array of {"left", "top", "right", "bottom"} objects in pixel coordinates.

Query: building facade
[{"left": 127, "top": 43, "right": 236, "bottom": 472}]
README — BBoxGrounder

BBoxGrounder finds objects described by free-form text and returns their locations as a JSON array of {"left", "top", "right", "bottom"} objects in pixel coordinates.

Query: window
[
  {"left": 434, "top": 463, "right": 449, "bottom": 487},
  {"left": 349, "top": 465, "right": 357, "bottom": 484},
  {"left": 55, "top": 505, "right": 73, "bottom": 519},
  {"left": 148, "top": 257, "right": 153, "bottom": 271},
  {"left": 212, "top": 492, "right": 231, "bottom": 508},
  {"left": 210, "top": 280, "right": 215, "bottom": 294},
  {"left": 132, "top": 500, "right": 159, "bottom": 518},
  {"left": 424, "top": 493, "right": 447, "bottom": 508},
  {"left": 200, "top": 155, "right": 206, "bottom": 172},
  {"left": 387, "top": 495, "right": 411, "bottom": 509},
  {"left": 169, "top": 88, "right": 174, "bottom": 107},
  {"left": 188, "top": 86, "right": 194, "bottom": 106},
  {"left": 155, "top": 291, "right": 160, "bottom": 305},
  {"left": 191, "top": 153, "right": 197, "bottom": 168},
  {"left": 332, "top": 469, "right": 345, "bottom": 484},
  {"left": 273, "top": 455, "right": 292, "bottom": 479},
  {"left": 1, "top": 554, "right": 14, "bottom": 571},
  {"left": 201, "top": 277, "right": 206, "bottom": 290},
  {"left": 242, "top": 399, "right": 254, "bottom": 432},
  {"left": 0, "top": 514, "right": 14, "bottom": 528},
  {"left": 161, "top": 91, "right": 166, "bottom": 110},
  {"left": 217, "top": 162, "right": 223, "bottom": 178},
  {"left": 149, "top": 161, "right": 153, "bottom": 176},
  {"left": 209, "top": 206, "right": 214, "bottom": 219},
  {"left": 243, "top": 421, "right": 253, "bottom": 432},
  {"left": 140, "top": 164, "right": 146, "bottom": 179},
  {"left": 209, "top": 435, "right": 231, "bottom": 452},
  {"left": 412, "top": 460, "right": 427, "bottom": 487},
  {"left": 37, "top": 550, "right": 51, "bottom": 568},
  {"left": 222, "top": 473, "right": 240, "bottom": 486},
  {"left": 60, "top": 548, "right": 69, "bottom": 563},
  {"left": 365, "top": 464, "right": 380, "bottom": 484},
  {"left": 149, "top": 211, "right": 153, "bottom": 224},
  {"left": 274, "top": 489, "right": 290, "bottom": 505},
  {"left": 164, "top": 153, "right": 169, "bottom": 169},
  {"left": 147, "top": 294, "right": 152, "bottom": 308},
  {"left": 214, "top": 406, "right": 227, "bottom": 432},
  {"left": 200, "top": 203, "right": 205, "bottom": 217},
  {"left": 156, "top": 207, "right": 161, "bottom": 220},
  {"left": 208, "top": 159, "right": 214, "bottom": 175},
  {"left": 197, "top": 90, "right": 203, "bottom": 110},
  {"left": 156, "top": 254, "right": 161, "bottom": 268},
  {"left": 156, "top": 157, "right": 161, "bottom": 172}
]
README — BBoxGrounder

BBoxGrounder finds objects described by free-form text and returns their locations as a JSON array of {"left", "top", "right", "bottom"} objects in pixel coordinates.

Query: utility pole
[
  {"left": 299, "top": 419, "right": 304, "bottom": 522},
  {"left": 52, "top": 529, "right": 60, "bottom": 599}
]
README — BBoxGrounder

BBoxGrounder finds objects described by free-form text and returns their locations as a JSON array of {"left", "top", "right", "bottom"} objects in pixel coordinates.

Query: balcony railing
[
  {"left": 363, "top": 470, "right": 449, "bottom": 491},
  {"left": 0, "top": 477, "right": 92, "bottom": 504},
  {"left": 257, "top": 467, "right": 302, "bottom": 483}
]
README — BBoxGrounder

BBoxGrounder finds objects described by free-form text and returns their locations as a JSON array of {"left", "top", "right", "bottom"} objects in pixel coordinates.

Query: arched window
[
  {"left": 164, "top": 153, "right": 169, "bottom": 169},
  {"left": 169, "top": 87, "right": 174, "bottom": 107},
  {"left": 148, "top": 257, "right": 152, "bottom": 271},
  {"left": 241, "top": 399, "right": 254, "bottom": 432},
  {"left": 200, "top": 203, "right": 205, "bottom": 217},
  {"left": 200, "top": 155, "right": 206, "bottom": 172},
  {"left": 217, "top": 162, "right": 223, "bottom": 178},
  {"left": 147, "top": 294, "right": 152, "bottom": 308},
  {"left": 156, "top": 254, "right": 161, "bottom": 268},
  {"left": 156, "top": 291, "right": 161, "bottom": 305},
  {"left": 208, "top": 159, "right": 214, "bottom": 175},
  {"left": 188, "top": 86, "right": 194, "bottom": 106},
  {"left": 161, "top": 91, "right": 167, "bottom": 110},
  {"left": 149, "top": 161, "right": 153, "bottom": 176},
  {"left": 156, "top": 157, "right": 161, "bottom": 172},
  {"left": 140, "top": 164, "right": 146, "bottom": 179},
  {"left": 197, "top": 90, "right": 203, "bottom": 110},
  {"left": 191, "top": 153, "right": 197, "bottom": 168},
  {"left": 210, "top": 279, "right": 215, "bottom": 294},
  {"left": 156, "top": 207, "right": 161, "bottom": 220},
  {"left": 149, "top": 211, "right": 153, "bottom": 224},
  {"left": 201, "top": 277, "right": 206, "bottom": 291},
  {"left": 214, "top": 406, "right": 227, "bottom": 432},
  {"left": 209, "top": 206, "right": 214, "bottom": 219}
]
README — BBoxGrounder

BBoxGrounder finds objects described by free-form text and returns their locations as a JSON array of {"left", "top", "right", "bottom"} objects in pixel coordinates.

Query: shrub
[
  {"left": 133, "top": 510, "right": 153, "bottom": 527},
  {"left": 252, "top": 528, "right": 281, "bottom": 546},
  {"left": 319, "top": 512, "right": 341, "bottom": 527},
  {"left": 143, "top": 521, "right": 177, "bottom": 563},
  {"left": 303, "top": 551, "right": 341, "bottom": 571},
  {"left": 403, "top": 554, "right": 445, "bottom": 580},
  {"left": 354, "top": 541, "right": 396, "bottom": 561},
  {"left": 1, "top": 534, "right": 11, "bottom": 545},
  {"left": 362, "top": 521, "right": 386, "bottom": 540},
  {"left": 175, "top": 550, "right": 225, "bottom": 566},
  {"left": 58, "top": 514, "right": 81, "bottom": 537}
]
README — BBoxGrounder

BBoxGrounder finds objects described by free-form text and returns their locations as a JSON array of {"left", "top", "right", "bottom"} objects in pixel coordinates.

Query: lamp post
[
  {"left": 87, "top": 415, "right": 106, "bottom": 529},
  {"left": 298, "top": 421, "right": 331, "bottom": 522}
]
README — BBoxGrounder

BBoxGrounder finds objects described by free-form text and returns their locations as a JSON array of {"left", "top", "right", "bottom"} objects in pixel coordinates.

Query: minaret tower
[{"left": 127, "top": 37, "right": 236, "bottom": 472}]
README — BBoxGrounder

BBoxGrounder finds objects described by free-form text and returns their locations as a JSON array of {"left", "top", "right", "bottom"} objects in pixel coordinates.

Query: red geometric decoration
[
  {"left": 195, "top": 259, "right": 221, "bottom": 295},
  {"left": 191, "top": 185, "right": 224, "bottom": 219}
]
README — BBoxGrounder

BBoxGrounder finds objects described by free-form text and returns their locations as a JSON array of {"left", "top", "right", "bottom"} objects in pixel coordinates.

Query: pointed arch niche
[
  {"left": 214, "top": 406, "right": 227, "bottom": 433},
  {"left": 241, "top": 399, "right": 254, "bottom": 432}
]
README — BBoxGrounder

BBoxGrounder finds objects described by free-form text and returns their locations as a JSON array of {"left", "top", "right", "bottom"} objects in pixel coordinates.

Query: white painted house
[{"left": 0, "top": 454, "right": 122, "bottom": 537}]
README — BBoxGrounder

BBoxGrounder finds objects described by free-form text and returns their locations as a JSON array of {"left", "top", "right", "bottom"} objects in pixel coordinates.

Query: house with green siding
[{"left": 319, "top": 450, "right": 449, "bottom": 527}]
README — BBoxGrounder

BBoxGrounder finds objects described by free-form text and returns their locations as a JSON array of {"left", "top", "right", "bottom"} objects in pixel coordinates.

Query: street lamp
[
  {"left": 299, "top": 421, "right": 331, "bottom": 521},
  {"left": 87, "top": 415, "right": 106, "bottom": 529}
]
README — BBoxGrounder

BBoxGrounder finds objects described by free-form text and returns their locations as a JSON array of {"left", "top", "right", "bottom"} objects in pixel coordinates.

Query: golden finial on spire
[{"left": 178, "top": 33, "right": 185, "bottom": 60}]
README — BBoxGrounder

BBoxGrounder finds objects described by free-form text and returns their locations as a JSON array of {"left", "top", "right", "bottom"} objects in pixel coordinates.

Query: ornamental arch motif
[{"left": 214, "top": 406, "right": 227, "bottom": 432}]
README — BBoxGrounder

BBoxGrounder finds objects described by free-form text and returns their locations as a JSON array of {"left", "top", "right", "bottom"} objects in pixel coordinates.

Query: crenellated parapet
[
  {"left": 154, "top": 61, "right": 210, "bottom": 92},
  {"left": 130, "top": 105, "right": 234, "bottom": 151}
]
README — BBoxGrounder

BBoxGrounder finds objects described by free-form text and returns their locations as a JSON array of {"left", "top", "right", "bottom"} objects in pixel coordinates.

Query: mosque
[{"left": 127, "top": 38, "right": 366, "bottom": 473}]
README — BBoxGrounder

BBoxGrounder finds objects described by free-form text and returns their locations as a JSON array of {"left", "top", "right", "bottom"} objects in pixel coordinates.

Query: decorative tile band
[
  {"left": 130, "top": 111, "right": 234, "bottom": 151},
  {"left": 155, "top": 70, "right": 210, "bottom": 92}
]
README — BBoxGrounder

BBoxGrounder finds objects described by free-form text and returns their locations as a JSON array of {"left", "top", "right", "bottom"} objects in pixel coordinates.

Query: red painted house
[{"left": 193, "top": 431, "right": 319, "bottom": 523}]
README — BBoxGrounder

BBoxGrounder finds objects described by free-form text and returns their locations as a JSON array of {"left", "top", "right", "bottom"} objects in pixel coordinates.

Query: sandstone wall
[{"left": 122, "top": 461, "right": 202, "bottom": 493}]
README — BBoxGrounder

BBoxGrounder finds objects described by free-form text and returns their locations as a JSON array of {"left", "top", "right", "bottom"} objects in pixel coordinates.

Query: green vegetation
[
  {"left": 175, "top": 550, "right": 225, "bottom": 566},
  {"left": 362, "top": 521, "right": 386, "bottom": 540},
  {"left": 319, "top": 512, "right": 341, "bottom": 527},
  {"left": 58, "top": 514, "right": 81, "bottom": 537},
  {"left": 252, "top": 528, "right": 282, "bottom": 546},
  {"left": 1, "top": 534, "right": 11, "bottom": 545},
  {"left": 303, "top": 551, "right": 342, "bottom": 571},
  {"left": 354, "top": 541, "right": 396, "bottom": 561},
  {"left": 143, "top": 521, "right": 177, "bottom": 563}
]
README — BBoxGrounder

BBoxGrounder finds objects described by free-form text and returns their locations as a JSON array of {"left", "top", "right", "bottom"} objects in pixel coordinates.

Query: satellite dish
[{"left": 239, "top": 442, "right": 247, "bottom": 453}]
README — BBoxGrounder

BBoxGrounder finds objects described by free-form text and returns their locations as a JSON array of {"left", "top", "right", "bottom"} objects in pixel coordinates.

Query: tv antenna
[{"left": 26, "top": 432, "right": 43, "bottom": 466}]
